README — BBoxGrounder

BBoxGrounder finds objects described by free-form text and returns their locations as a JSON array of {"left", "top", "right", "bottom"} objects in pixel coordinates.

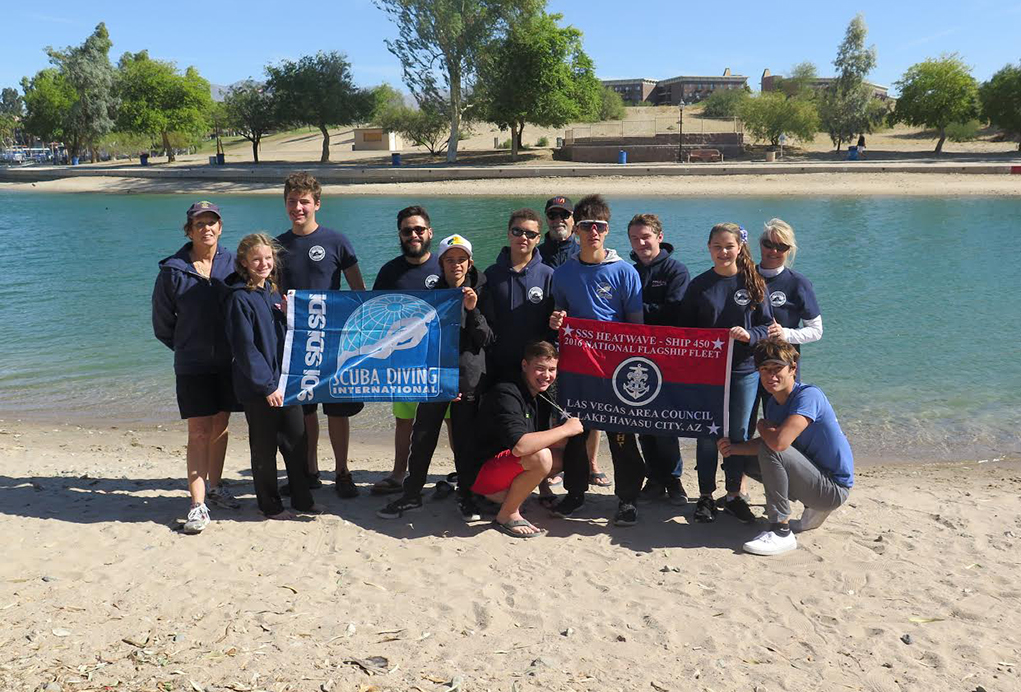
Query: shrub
[
  {"left": 536, "top": 136, "right": 549, "bottom": 147},
  {"left": 945, "top": 119, "right": 982, "bottom": 142}
]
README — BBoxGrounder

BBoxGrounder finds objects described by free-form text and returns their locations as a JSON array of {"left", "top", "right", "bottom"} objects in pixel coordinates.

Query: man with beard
[
  {"left": 369, "top": 206, "right": 445, "bottom": 495},
  {"left": 537, "top": 196, "right": 578, "bottom": 268}
]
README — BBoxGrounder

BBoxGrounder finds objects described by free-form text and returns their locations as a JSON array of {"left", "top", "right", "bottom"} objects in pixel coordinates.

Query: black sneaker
[
  {"left": 693, "top": 495, "right": 718, "bottom": 523},
  {"left": 723, "top": 495, "right": 757, "bottom": 523},
  {"left": 613, "top": 501, "right": 638, "bottom": 527},
  {"left": 638, "top": 480, "right": 666, "bottom": 503},
  {"left": 376, "top": 495, "right": 423, "bottom": 519},
  {"left": 666, "top": 479, "right": 688, "bottom": 506},
  {"left": 307, "top": 472, "right": 323, "bottom": 489},
  {"left": 458, "top": 495, "right": 481, "bottom": 522},
  {"left": 716, "top": 492, "right": 750, "bottom": 509},
  {"left": 335, "top": 472, "right": 359, "bottom": 499},
  {"left": 550, "top": 493, "right": 585, "bottom": 518}
]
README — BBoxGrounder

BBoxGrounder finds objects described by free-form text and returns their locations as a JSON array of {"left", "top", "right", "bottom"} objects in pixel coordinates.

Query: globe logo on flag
[
  {"left": 611, "top": 356, "right": 662, "bottom": 407},
  {"left": 334, "top": 294, "right": 437, "bottom": 371}
]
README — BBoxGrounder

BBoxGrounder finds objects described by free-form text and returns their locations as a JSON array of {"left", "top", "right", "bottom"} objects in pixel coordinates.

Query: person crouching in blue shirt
[
  {"left": 718, "top": 338, "right": 853, "bottom": 556},
  {"left": 627, "top": 213, "right": 690, "bottom": 507}
]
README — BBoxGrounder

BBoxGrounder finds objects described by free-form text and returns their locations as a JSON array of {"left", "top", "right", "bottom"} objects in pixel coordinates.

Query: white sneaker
[
  {"left": 743, "top": 529, "right": 797, "bottom": 556},
  {"left": 182, "top": 503, "right": 210, "bottom": 534},
  {"left": 792, "top": 507, "right": 832, "bottom": 533},
  {"left": 207, "top": 484, "right": 241, "bottom": 510}
]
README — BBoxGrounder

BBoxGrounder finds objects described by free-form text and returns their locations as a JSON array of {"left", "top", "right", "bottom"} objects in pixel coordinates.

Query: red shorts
[{"left": 471, "top": 449, "right": 525, "bottom": 496}]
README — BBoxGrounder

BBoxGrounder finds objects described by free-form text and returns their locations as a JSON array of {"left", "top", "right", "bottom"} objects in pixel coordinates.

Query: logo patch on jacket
[
  {"left": 650, "top": 280, "right": 667, "bottom": 288},
  {"left": 770, "top": 290, "right": 788, "bottom": 307},
  {"left": 733, "top": 289, "right": 751, "bottom": 306},
  {"left": 528, "top": 286, "right": 544, "bottom": 303},
  {"left": 309, "top": 245, "right": 326, "bottom": 262},
  {"left": 425, "top": 274, "right": 440, "bottom": 288}
]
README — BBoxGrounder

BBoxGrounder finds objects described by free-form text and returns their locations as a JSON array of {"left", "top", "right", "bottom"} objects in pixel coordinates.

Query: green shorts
[{"left": 392, "top": 402, "right": 452, "bottom": 420}]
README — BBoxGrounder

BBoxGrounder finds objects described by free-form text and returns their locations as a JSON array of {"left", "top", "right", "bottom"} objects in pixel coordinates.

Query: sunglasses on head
[
  {"left": 510, "top": 226, "right": 541, "bottom": 240},
  {"left": 400, "top": 225, "right": 429, "bottom": 237},
  {"left": 576, "top": 220, "right": 609, "bottom": 233},
  {"left": 546, "top": 210, "right": 571, "bottom": 220},
  {"left": 761, "top": 239, "right": 791, "bottom": 252}
]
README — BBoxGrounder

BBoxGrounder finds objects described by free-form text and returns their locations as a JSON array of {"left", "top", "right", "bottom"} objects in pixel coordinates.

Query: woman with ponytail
[{"left": 678, "top": 223, "right": 777, "bottom": 524}]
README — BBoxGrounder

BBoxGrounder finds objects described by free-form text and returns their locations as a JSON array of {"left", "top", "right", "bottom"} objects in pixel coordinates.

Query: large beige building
[
  {"left": 603, "top": 69, "right": 749, "bottom": 106},
  {"left": 760, "top": 69, "right": 890, "bottom": 100}
]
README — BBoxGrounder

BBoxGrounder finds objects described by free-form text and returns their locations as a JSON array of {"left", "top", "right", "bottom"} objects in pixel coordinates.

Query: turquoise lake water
[{"left": 1, "top": 191, "right": 1018, "bottom": 461}]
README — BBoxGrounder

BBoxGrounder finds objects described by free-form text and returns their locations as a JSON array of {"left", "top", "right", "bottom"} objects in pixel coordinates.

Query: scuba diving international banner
[
  {"left": 280, "top": 289, "right": 462, "bottom": 404},
  {"left": 556, "top": 318, "right": 734, "bottom": 438}
]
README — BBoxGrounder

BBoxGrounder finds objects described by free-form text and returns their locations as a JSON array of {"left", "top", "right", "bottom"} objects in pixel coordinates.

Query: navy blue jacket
[
  {"left": 483, "top": 248, "right": 555, "bottom": 380},
  {"left": 630, "top": 243, "right": 690, "bottom": 326},
  {"left": 678, "top": 270, "right": 774, "bottom": 374},
  {"left": 436, "top": 266, "right": 496, "bottom": 397},
  {"left": 152, "top": 243, "right": 235, "bottom": 375},
  {"left": 223, "top": 275, "right": 286, "bottom": 403},
  {"left": 538, "top": 233, "right": 579, "bottom": 268}
]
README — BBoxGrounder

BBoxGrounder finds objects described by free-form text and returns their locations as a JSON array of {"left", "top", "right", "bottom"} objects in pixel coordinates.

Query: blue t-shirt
[
  {"left": 765, "top": 383, "right": 854, "bottom": 488},
  {"left": 276, "top": 226, "right": 358, "bottom": 292},
  {"left": 551, "top": 255, "right": 643, "bottom": 322},
  {"left": 763, "top": 267, "right": 820, "bottom": 330},
  {"left": 372, "top": 253, "right": 442, "bottom": 290}
]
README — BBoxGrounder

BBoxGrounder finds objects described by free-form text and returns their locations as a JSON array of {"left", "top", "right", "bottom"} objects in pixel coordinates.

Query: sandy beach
[
  {"left": 3, "top": 171, "right": 1021, "bottom": 197},
  {"left": 2, "top": 419, "right": 1018, "bottom": 692}
]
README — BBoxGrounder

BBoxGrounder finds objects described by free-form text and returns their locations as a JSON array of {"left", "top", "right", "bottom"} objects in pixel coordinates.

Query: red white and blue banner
[
  {"left": 280, "top": 290, "right": 462, "bottom": 405},
  {"left": 556, "top": 318, "right": 733, "bottom": 437}
]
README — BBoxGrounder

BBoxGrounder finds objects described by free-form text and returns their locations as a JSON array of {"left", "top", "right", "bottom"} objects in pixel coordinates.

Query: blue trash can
[
  {"left": 140, "top": 153, "right": 149, "bottom": 166},
  {"left": 391, "top": 152, "right": 402, "bottom": 167},
  {"left": 216, "top": 153, "right": 225, "bottom": 165},
  {"left": 618, "top": 149, "right": 627, "bottom": 165},
  {"left": 847, "top": 145, "right": 859, "bottom": 161}
]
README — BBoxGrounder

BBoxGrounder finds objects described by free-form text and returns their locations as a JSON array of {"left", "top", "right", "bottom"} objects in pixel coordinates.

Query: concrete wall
[{"left": 561, "top": 133, "right": 744, "bottom": 162}]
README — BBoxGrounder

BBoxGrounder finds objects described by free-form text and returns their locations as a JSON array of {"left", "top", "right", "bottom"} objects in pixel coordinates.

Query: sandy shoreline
[
  {"left": 2, "top": 419, "right": 1019, "bottom": 691},
  {"left": 2, "top": 171, "right": 1021, "bottom": 197}
]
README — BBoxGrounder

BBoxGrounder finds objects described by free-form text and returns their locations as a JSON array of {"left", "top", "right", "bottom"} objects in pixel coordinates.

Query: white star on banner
[
  {"left": 711, "top": 338, "right": 724, "bottom": 350},
  {"left": 562, "top": 324, "right": 574, "bottom": 337},
  {"left": 707, "top": 423, "right": 720, "bottom": 435}
]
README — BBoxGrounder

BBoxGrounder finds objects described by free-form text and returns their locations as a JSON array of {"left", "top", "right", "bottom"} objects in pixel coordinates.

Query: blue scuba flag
[{"left": 280, "top": 289, "right": 462, "bottom": 405}]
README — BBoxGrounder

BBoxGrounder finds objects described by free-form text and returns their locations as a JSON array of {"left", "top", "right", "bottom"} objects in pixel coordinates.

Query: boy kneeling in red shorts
[{"left": 472, "top": 341, "right": 584, "bottom": 538}]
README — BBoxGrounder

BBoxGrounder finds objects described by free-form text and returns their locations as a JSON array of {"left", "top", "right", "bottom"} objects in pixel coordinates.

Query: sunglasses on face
[
  {"left": 400, "top": 225, "right": 429, "bottom": 237},
  {"left": 546, "top": 210, "right": 571, "bottom": 220},
  {"left": 510, "top": 227, "right": 541, "bottom": 240},
  {"left": 576, "top": 220, "right": 609, "bottom": 233},
  {"left": 761, "top": 239, "right": 791, "bottom": 252}
]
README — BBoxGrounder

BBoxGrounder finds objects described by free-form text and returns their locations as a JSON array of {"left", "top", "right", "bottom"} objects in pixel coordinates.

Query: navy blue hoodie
[
  {"left": 678, "top": 270, "right": 774, "bottom": 374},
  {"left": 537, "top": 233, "right": 579, "bottom": 268},
  {"left": 152, "top": 243, "right": 235, "bottom": 375},
  {"left": 483, "top": 247, "right": 555, "bottom": 380},
  {"left": 435, "top": 265, "right": 496, "bottom": 397},
  {"left": 630, "top": 243, "right": 690, "bottom": 327},
  {"left": 223, "top": 274, "right": 286, "bottom": 404}
]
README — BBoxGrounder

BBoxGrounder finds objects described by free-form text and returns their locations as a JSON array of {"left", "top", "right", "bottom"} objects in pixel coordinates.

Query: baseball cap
[
  {"left": 186, "top": 201, "right": 221, "bottom": 219},
  {"left": 437, "top": 234, "right": 473, "bottom": 260},
  {"left": 545, "top": 196, "right": 572, "bottom": 214}
]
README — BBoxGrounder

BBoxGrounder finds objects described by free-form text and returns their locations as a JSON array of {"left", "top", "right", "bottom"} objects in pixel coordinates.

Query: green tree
[
  {"left": 223, "top": 80, "right": 278, "bottom": 163},
  {"left": 893, "top": 54, "right": 979, "bottom": 153},
  {"left": 598, "top": 86, "right": 626, "bottom": 121},
  {"left": 701, "top": 87, "right": 750, "bottom": 118},
  {"left": 0, "top": 87, "right": 24, "bottom": 118},
  {"left": 375, "top": 0, "right": 538, "bottom": 162},
  {"left": 45, "top": 23, "right": 118, "bottom": 161},
  {"left": 266, "top": 51, "right": 370, "bottom": 162},
  {"left": 478, "top": 12, "right": 592, "bottom": 159},
  {"left": 20, "top": 68, "right": 75, "bottom": 142},
  {"left": 979, "top": 62, "right": 1021, "bottom": 150},
  {"left": 378, "top": 101, "right": 453, "bottom": 154},
  {"left": 368, "top": 83, "right": 406, "bottom": 124},
  {"left": 0, "top": 115, "right": 15, "bottom": 146},
  {"left": 116, "top": 51, "right": 212, "bottom": 162},
  {"left": 774, "top": 62, "right": 818, "bottom": 100},
  {"left": 818, "top": 14, "right": 884, "bottom": 150},
  {"left": 740, "top": 92, "right": 819, "bottom": 147}
]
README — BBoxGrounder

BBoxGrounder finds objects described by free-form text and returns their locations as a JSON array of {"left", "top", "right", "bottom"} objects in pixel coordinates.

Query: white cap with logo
[{"left": 437, "top": 233, "right": 473, "bottom": 259}]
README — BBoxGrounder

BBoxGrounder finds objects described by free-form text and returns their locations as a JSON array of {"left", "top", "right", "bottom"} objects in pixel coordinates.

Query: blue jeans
[
  {"left": 696, "top": 370, "right": 759, "bottom": 496},
  {"left": 639, "top": 434, "right": 682, "bottom": 484}
]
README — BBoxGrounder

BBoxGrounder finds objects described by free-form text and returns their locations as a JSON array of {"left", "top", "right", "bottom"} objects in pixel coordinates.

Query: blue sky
[{"left": 3, "top": 0, "right": 1020, "bottom": 96}]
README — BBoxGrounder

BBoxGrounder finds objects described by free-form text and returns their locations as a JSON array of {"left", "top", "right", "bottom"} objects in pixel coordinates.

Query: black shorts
[
  {"left": 176, "top": 371, "right": 241, "bottom": 419},
  {"left": 301, "top": 402, "right": 365, "bottom": 418}
]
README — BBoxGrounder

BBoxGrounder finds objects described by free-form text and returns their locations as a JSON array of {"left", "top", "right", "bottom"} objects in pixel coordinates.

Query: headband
[{"left": 738, "top": 226, "right": 748, "bottom": 244}]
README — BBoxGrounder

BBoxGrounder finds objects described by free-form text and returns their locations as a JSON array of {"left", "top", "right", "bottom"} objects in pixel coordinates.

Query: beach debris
[
  {"left": 122, "top": 631, "right": 151, "bottom": 647},
  {"left": 189, "top": 682, "right": 205, "bottom": 692},
  {"left": 40, "top": 682, "right": 62, "bottom": 692},
  {"left": 280, "top": 585, "right": 299, "bottom": 594},
  {"left": 974, "top": 687, "right": 987, "bottom": 692},
  {"left": 908, "top": 616, "right": 945, "bottom": 623},
  {"left": 446, "top": 675, "right": 464, "bottom": 691},
  {"left": 346, "top": 623, "right": 357, "bottom": 637},
  {"left": 651, "top": 681, "right": 671, "bottom": 691},
  {"left": 41, "top": 575, "right": 58, "bottom": 582},
  {"left": 900, "top": 634, "right": 913, "bottom": 645},
  {"left": 345, "top": 656, "right": 391, "bottom": 675},
  {"left": 561, "top": 627, "right": 574, "bottom": 637},
  {"left": 616, "top": 634, "right": 627, "bottom": 642},
  {"left": 320, "top": 679, "right": 335, "bottom": 692},
  {"left": 52, "top": 628, "right": 71, "bottom": 637}
]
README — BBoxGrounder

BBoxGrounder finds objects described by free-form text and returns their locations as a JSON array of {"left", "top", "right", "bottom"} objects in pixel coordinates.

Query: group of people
[{"left": 152, "top": 172, "right": 854, "bottom": 555}]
